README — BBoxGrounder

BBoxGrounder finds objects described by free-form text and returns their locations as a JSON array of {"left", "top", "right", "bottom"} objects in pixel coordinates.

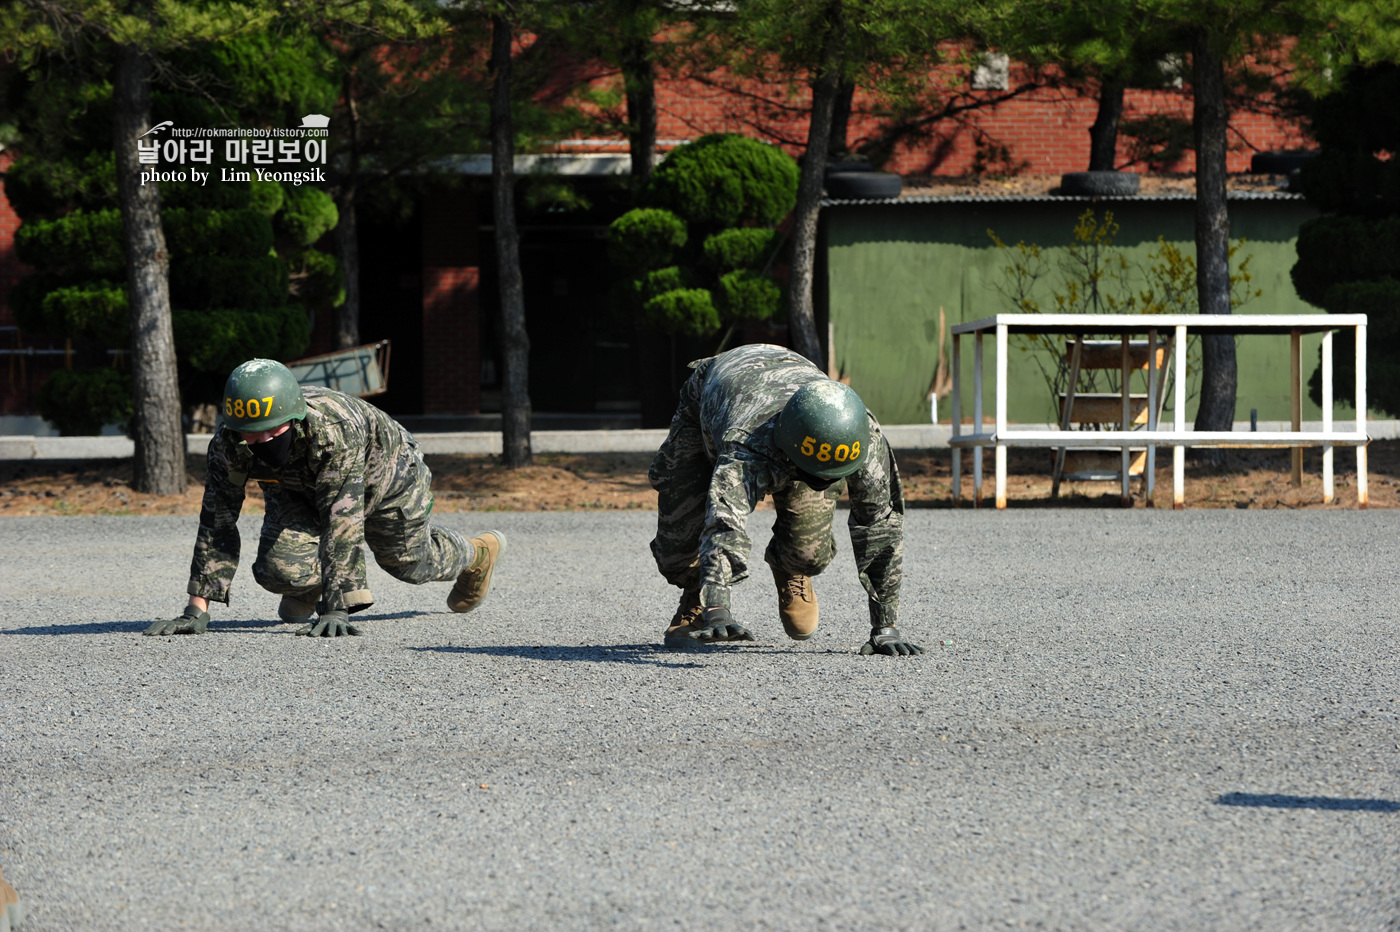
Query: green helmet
[
  {"left": 774, "top": 380, "right": 872, "bottom": 480},
  {"left": 221, "top": 359, "right": 306, "bottom": 432}
]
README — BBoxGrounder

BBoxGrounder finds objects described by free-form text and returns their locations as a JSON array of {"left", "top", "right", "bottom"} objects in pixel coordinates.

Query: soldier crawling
[
  {"left": 146, "top": 358, "right": 506, "bottom": 638},
  {"left": 650, "top": 343, "right": 922, "bottom": 655}
]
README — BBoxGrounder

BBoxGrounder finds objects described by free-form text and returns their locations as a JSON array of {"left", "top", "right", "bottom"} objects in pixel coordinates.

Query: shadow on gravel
[
  {"left": 411, "top": 642, "right": 797, "bottom": 668},
  {"left": 1217, "top": 792, "right": 1400, "bottom": 812},
  {"left": 2, "top": 617, "right": 286, "bottom": 635}
]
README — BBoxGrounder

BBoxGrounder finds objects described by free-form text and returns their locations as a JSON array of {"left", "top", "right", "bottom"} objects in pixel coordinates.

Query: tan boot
[
  {"left": 1, "top": 864, "right": 24, "bottom": 931},
  {"left": 447, "top": 530, "right": 507, "bottom": 613},
  {"left": 278, "top": 587, "right": 322, "bottom": 624},
  {"left": 771, "top": 564, "right": 818, "bottom": 640},
  {"left": 662, "top": 591, "right": 705, "bottom": 647}
]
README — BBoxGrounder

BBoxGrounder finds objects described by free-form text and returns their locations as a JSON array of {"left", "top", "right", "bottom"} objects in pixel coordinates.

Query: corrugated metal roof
[{"left": 823, "top": 190, "right": 1306, "bottom": 206}]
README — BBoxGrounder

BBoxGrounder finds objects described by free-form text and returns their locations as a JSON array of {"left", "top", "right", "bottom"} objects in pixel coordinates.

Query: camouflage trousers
[
  {"left": 649, "top": 383, "right": 845, "bottom": 600},
  {"left": 252, "top": 469, "right": 473, "bottom": 606}
]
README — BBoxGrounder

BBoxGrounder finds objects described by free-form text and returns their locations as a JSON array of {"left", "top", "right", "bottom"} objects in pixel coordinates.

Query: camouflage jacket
[
  {"left": 691, "top": 344, "right": 905, "bottom": 627},
  {"left": 187, "top": 386, "right": 426, "bottom": 612}
]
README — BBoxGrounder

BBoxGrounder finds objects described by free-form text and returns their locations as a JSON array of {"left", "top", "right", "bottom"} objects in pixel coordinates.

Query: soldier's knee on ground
[{"left": 252, "top": 556, "right": 320, "bottom": 595}]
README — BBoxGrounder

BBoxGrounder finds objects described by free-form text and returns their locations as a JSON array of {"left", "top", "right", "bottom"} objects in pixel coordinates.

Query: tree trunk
[
  {"left": 621, "top": 33, "right": 657, "bottom": 191},
  {"left": 788, "top": 6, "right": 843, "bottom": 366},
  {"left": 113, "top": 43, "right": 185, "bottom": 496},
  {"left": 334, "top": 187, "right": 360, "bottom": 349},
  {"left": 1191, "top": 29, "right": 1236, "bottom": 439},
  {"left": 1087, "top": 77, "right": 1125, "bottom": 172},
  {"left": 491, "top": 12, "right": 532, "bottom": 467},
  {"left": 829, "top": 78, "right": 856, "bottom": 158},
  {"left": 335, "top": 72, "right": 362, "bottom": 348}
]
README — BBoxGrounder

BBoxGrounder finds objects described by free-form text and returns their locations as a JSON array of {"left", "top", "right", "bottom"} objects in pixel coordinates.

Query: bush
[
  {"left": 41, "top": 285, "right": 129, "bottom": 346},
  {"left": 717, "top": 269, "right": 781, "bottom": 321},
  {"left": 643, "top": 289, "right": 719, "bottom": 336},
  {"left": 170, "top": 255, "right": 289, "bottom": 311},
  {"left": 165, "top": 208, "right": 275, "bottom": 258},
  {"left": 276, "top": 185, "right": 338, "bottom": 246},
  {"left": 608, "top": 209, "right": 687, "bottom": 270},
  {"left": 646, "top": 134, "right": 799, "bottom": 229},
  {"left": 37, "top": 367, "right": 133, "bottom": 436},
  {"left": 1291, "top": 215, "right": 1400, "bottom": 308},
  {"left": 703, "top": 228, "right": 782, "bottom": 271},
  {"left": 15, "top": 210, "right": 126, "bottom": 274},
  {"left": 174, "top": 303, "right": 311, "bottom": 375}
]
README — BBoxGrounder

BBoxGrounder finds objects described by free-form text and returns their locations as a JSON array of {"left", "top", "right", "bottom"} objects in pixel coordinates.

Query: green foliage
[
  {"left": 174, "top": 304, "right": 311, "bottom": 376},
  {"left": 1291, "top": 215, "right": 1400, "bottom": 306},
  {"left": 2, "top": 151, "right": 118, "bottom": 218},
  {"left": 166, "top": 208, "right": 276, "bottom": 258},
  {"left": 703, "top": 228, "right": 782, "bottom": 271},
  {"left": 608, "top": 208, "right": 687, "bottom": 270},
  {"left": 275, "top": 185, "right": 338, "bottom": 247},
  {"left": 171, "top": 255, "right": 289, "bottom": 311},
  {"left": 288, "top": 249, "right": 344, "bottom": 310},
  {"left": 989, "top": 209, "right": 1261, "bottom": 405},
  {"left": 717, "top": 269, "right": 782, "bottom": 321},
  {"left": 643, "top": 289, "right": 720, "bottom": 336},
  {"left": 608, "top": 135, "right": 796, "bottom": 339},
  {"left": 15, "top": 210, "right": 126, "bottom": 275},
  {"left": 36, "top": 368, "right": 133, "bottom": 437},
  {"left": 41, "top": 285, "right": 129, "bottom": 346},
  {"left": 1294, "top": 63, "right": 1400, "bottom": 415},
  {"left": 645, "top": 134, "right": 799, "bottom": 230}
]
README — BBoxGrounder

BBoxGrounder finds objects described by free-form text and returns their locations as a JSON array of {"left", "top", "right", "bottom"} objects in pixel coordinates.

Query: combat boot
[
  {"left": 771, "top": 564, "right": 818, "bottom": 640},
  {"left": 662, "top": 590, "right": 705, "bottom": 646},
  {"left": 278, "top": 586, "right": 322, "bottom": 624},
  {"left": 447, "top": 530, "right": 507, "bottom": 613}
]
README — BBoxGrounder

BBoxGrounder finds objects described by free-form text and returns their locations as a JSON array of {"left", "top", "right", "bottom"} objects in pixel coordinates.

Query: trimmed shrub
[
  {"left": 717, "top": 269, "right": 781, "bottom": 321},
  {"left": 41, "top": 285, "right": 129, "bottom": 346},
  {"left": 1291, "top": 215, "right": 1400, "bottom": 307},
  {"left": 37, "top": 367, "right": 133, "bottom": 436},
  {"left": 15, "top": 210, "right": 126, "bottom": 274},
  {"left": 608, "top": 209, "right": 687, "bottom": 271},
  {"left": 174, "top": 303, "right": 311, "bottom": 375},
  {"left": 643, "top": 289, "right": 720, "bottom": 336},
  {"left": 702, "top": 228, "right": 782, "bottom": 271},
  {"left": 276, "top": 184, "right": 338, "bottom": 246},
  {"left": 170, "top": 255, "right": 289, "bottom": 311},
  {"left": 646, "top": 134, "right": 798, "bottom": 229},
  {"left": 165, "top": 208, "right": 275, "bottom": 258}
]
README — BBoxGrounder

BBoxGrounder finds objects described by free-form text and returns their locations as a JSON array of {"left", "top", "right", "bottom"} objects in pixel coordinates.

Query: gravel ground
[{"left": 1, "top": 510, "right": 1397, "bottom": 931}]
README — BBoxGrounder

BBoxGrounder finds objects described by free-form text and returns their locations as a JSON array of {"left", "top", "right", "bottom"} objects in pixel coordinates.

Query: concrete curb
[{"left": 3, "top": 420, "right": 1397, "bottom": 460}]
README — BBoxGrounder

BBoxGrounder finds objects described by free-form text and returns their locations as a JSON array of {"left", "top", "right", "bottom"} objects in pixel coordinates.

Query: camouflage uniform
[
  {"left": 187, "top": 386, "right": 473, "bottom": 614},
  {"left": 649, "top": 344, "right": 904, "bottom": 627}
]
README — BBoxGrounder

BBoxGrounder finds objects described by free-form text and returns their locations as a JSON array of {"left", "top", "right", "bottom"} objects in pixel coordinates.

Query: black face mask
[
  {"left": 795, "top": 469, "right": 838, "bottom": 491},
  {"left": 249, "top": 427, "right": 295, "bottom": 467}
]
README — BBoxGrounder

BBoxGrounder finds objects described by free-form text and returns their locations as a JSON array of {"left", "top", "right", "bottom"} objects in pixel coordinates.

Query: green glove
[
  {"left": 295, "top": 609, "right": 361, "bottom": 638},
  {"left": 144, "top": 605, "right": 210, "bottom": 636},
  {"left": 687, "top": 607, "right": 754, "bottom": 643},
  {"left": 859, "top": 626, "right": 924, "bottom": 656}
]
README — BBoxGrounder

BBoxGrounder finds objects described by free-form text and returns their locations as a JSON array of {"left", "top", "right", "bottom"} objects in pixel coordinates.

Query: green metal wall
[{"left": 822, "top": 197, "right": 1350, "bottom": 426}]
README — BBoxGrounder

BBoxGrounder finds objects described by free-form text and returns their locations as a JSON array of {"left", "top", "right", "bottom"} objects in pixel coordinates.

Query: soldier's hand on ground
[
  {"left": 295, "top": 609, "right": 361, "bottom": 638},
  {"left": 143, "top": 605, "right": 210, "bottom": 636},
  {"left": 858, "top": 626, "right": 924, "bottom": 656},
  {"left": 688, "top": 607, "right": 755, "bottom": 643}
]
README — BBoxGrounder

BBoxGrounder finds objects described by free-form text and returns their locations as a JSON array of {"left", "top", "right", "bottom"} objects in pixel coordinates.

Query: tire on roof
[
  {"left": 825, "top": 172, "right": 903, "bottom": 199},
  {"left": 1058, "top": 171, "right": 1141, "bottom": 197}
]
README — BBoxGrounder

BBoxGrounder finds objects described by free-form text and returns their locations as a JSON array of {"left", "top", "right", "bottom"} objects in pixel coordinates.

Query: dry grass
[{"left": 1, "top": 441, "right": 1394, "bottom": 517}]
